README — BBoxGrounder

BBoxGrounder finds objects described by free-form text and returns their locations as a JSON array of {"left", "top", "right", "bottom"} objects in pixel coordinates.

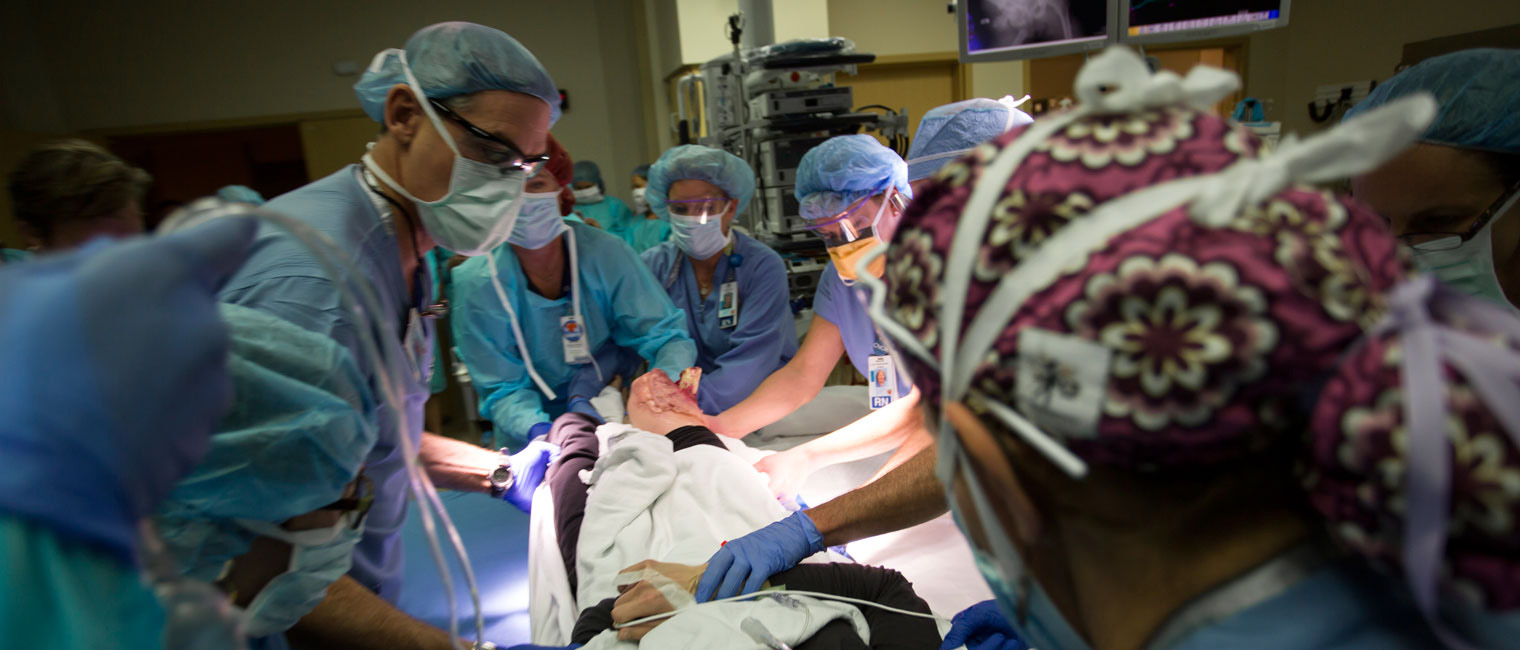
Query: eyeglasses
[
  {"left": 321, "top": 472, "right": 375, "bottom": 531},
  {"left": 428, "top": 99, "right": 549, "bottom": 177},
  {"left": 804, "top": 189, "right": 902, "bottom": 248},
  {"left": 1400, "top": 179, "right": 1520, "bottom": 252},
  {"left": 665, "top": 197, "right": 732, "bottom": 222}
]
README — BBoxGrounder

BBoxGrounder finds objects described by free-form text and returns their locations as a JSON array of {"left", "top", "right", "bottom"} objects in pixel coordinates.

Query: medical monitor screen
[
  {"left": 962, "top": 0, "right": 1112, "bottom": 62},
  {"left": 1124, "top": 1, "right": 1288, "bottom": 44}
]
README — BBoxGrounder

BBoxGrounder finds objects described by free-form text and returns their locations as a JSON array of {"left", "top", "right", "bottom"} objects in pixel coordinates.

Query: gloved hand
[
  {"left": 566, "top": 396, "right": 604, "bottom": 424},
  {"left": 940, "top": 600, "right": 1027, "bottom": 650},
  {"left": 0, "top": 217, "right": 257, "bottom": 557},
  {"left": 500, "top": 439, "right": 560, "bottom": 513},
  {"left": 504, "top": 645, "right": 581, "bottom": 649},
  {"left": 695, "top": 510, "right": 824, "bottom": 602},
  {"left": 527, "top": 421, "right": 553, "bottom": 441}
]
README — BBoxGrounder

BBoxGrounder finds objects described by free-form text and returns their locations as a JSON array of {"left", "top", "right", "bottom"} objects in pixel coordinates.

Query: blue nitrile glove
[
  {"left": 695, "top": 511, "right": 824, "bottom": 602},
  {"left": 940, "top": 600, "right": 1028, "bottom": 650},
  {"left": 0, "top": 218, "right": 257, "bottom": 557},
  {"left": 527, "top": 421, "right": 553, "bottom": 441},
  {"left": 500, "top": 439, "right": 560, "bottom": 513},
  {"left": 505, "top": 645, "right": 581, "bottom": 649},
  {"left": 567, "top": 396, "right": 604, "bottom": 424}
]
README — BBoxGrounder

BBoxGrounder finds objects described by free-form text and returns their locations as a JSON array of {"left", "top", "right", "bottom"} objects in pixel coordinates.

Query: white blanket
[
  {"left": 575, "top": 424, "right": 833, "bottom": 607},
  {"left": 581, "top": 593, "right": 871, "bottom": 650}
]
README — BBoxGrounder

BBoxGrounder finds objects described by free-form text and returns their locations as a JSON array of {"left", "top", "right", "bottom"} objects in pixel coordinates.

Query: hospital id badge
[
  {"left": 560, "top": 315, "right": 591, "bottom": 365},
  {"left": 868, "top": 354, "right": 897, "bottom": 409},
  {"left": 717, "top": 281, "right": 739, "bottom": 329}
]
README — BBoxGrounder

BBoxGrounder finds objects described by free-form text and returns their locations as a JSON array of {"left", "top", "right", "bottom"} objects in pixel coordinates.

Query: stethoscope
[{"left": 361, "top": 167, "right": 447, "bottom": 318}]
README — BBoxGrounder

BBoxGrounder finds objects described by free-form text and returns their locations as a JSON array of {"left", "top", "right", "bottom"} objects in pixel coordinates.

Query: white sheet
[
  {"left": 580, "top": 593, "right": 871, "bottom": 650},
  {"left": 527, "top": 487, "right": 577, "bottom": 645},
  {"left": 575, "top": 424, "right": 837, "bottom": 608}
]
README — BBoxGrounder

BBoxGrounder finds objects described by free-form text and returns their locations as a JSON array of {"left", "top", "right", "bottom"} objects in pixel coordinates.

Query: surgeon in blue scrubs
[
  {"left": 569, "top": 160, "right": 636, "bottom": 237},
  {"left": 641, "top": 145, "right": 798, "bottom": 414},
  {"left": 451, "top": 137, "right": 696, "bottom": 449},
  {"left": 214, "top": 22, "right": 561, "bottom": 648}
]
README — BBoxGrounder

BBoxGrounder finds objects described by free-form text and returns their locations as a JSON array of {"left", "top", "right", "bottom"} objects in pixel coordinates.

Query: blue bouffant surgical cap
[
  {"left": 574, "top": 161, "right": 604, "bottom": 192},
  {"left": 1345, "top": 48, "right": 1520, "bottom": 154},
  {"left": 154, "top": 304, "right": 376, "bottom": 581},
  {"left": 215, "top": 185, "right": 265, "bottom": 206},
  {"left": 795, "top": 134, "right": 911, "bottom": 221},
  {"left": 354, "top": 22, "right": 560, "bottom": 125},
  {"left": 646, "top": 145, "right": 757, "bottom": 220},
  {"left": 906, "top": 97, "right": 1033, "bottom": 181}
]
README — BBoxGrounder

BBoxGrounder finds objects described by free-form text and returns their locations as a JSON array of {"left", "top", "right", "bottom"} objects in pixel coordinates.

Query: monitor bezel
[
  {"left": 958, "top": 0, "right": 1121, "bottom": 63},
  {"left": 1119, "top": 0, "right": 1290, "bottom": 46}
]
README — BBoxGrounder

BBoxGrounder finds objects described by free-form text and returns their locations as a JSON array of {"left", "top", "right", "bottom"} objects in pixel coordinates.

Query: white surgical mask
[
  {"left": 671, "top": 215, "right": 730, "bottom": 259},
  {"left": 573, "top": 186, "right": 603, "bottom": 204},
  {"left": 233, "top": 518, "right": 363, "bottom": 638},
  {"left": 360, "top": 50, "right": 527, "bottom": 257},
  {"left": 631, "top": 187, "right": 650, "bottom": 214},
  {"left": 508, "top": 191, "right": 569, "bottom": 249},
  {"left": 1410, "top": 190, "right": 1520, "bottom": 314}
]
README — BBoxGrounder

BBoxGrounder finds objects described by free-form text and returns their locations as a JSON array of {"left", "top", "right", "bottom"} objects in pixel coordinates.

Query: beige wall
[
  {"left": 1, "top": 0, "right": 651, "bottom": 205},
  {"left": 1244, "top": 1, "right": 1520, "bottom": 137},
  {"left": 827, "top": 0, "right": 1028, "bottom": 125}
]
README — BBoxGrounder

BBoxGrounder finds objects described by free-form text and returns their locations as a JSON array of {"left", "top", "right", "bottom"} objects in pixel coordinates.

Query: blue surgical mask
[
  {"left": 1411, "top": 190, "right": 1520, "bottom": 313},
  {"left": 508, "top": 191, "right": 568, "bottom": 249},
  {"left": 940, "top": 438, "right": 1092, "bottom": 650},
  {"left": 670, "top": 215, "right": 730, "bottom": 259},
  {"left": 233, "top": 518, "right": 362, "bottom": 638}
]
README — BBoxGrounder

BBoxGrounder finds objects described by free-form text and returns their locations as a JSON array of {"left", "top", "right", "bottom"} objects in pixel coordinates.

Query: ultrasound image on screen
[
  {"left": 1130, "top": 0, "right": 1282, "bottom": 26},
  {"left": 967, "top": 0, "right": 1109, "bottom": 52}
]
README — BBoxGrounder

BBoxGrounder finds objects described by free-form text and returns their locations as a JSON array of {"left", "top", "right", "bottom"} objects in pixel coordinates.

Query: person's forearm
[
  {"left": 286, "top": 575, "right": 455, "bottom": 650},
  {"left": 713, "top": 362, "right": 826, "bottom": 437},
  {"left": 805, "top": 446, "right": 947, "bottom": 547},
  {"left": 790, "top": 390, "right": 924, "bottom": 469},
  {"left": 419, "top": 431, "right": 497, "bottom": 494}
]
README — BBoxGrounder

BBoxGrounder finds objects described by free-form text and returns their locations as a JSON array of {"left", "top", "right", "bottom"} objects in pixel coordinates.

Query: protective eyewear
[
  {"left": 321, "top": 472, "right": 375, "bottom": 531},
  {"left": 1401, "top": 179, "right": 1520, "bottom": 251},
  {"left": 804, "top": 189, "right": 902, "bottom": 248},
  {"left": 665, "top": 197, "right": 732, "bottom": 222},
  {"left": 429, "top": 99, "right": 549, "bottom": 177}
]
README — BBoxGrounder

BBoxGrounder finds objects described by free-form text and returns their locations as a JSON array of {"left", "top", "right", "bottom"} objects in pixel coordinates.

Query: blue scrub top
[
  {"left": 574, "top": 195, "right": 636, "bottom": 243},
  {"left": 642, "top": 232, "right": 799, "bottom": 414},
  {"left": 451, "top": 222, "right": 696, "bottom": 448},
  {"left": 814, "top": 262, "right": 911, "bottom": 397},
  {"left": 1, "top": 249, "right": 32, "bottom": 264},
  {"left": 219, "top": 165, "right": 431, "bottom": 604},
  {"left": 1165, "top": 559, "right": 1439, "bottom": 649}
]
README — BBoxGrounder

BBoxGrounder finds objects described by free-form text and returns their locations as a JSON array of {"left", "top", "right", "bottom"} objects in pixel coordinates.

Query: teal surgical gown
[
  {"left": 218, "top": 165, "right": 431, "bottom": 604},
  {"left": 451, "top": 222, "right": 696, "bottom": 448},
  {"left": 627, "top": 215, "right": 672, "bottom": 254},
  {"left": 1, "top": 248, "right": 32, "bottom": 264},
  {"left": 641, "top": 232, "right": 798, "bottom": 414},
  {"left": 573, "top": 195, "right": 636, "bottom": 243},
  {"left": 0, "top": 517, "right": 164, "bottom": 650}
]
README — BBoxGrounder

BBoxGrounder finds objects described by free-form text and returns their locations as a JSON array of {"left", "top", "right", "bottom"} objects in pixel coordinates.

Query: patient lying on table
[{"left": 542, "top": 369, "right": 943, "bottom": 649}]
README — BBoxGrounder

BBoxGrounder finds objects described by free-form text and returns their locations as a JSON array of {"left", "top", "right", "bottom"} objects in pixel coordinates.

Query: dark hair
[
  {"left": 1478, "top": 151, "right": 1520, "bottom": 188},
  {"left": 7, "top": 140, "right": 150, "bottom": 239}
]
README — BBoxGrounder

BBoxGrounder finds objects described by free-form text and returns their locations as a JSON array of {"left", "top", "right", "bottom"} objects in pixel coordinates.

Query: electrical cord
[{"left": 611, "top": 588, "right": 953, "bottom": 630}]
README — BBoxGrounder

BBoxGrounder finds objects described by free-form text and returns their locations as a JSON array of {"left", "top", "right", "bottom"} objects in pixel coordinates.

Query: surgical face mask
[
  {"left": 631, "top": 187, "right": 650, "bottom": 215},
  {"left": 233, "top": 518, "right": 362, "bottom": 638},
  {"left": 813, "top": 190, "right": 897, "bottom": 285},
  {"left": 670, "top": 214, "right": 731, "bottom": 259},
  {"left": 508, "top": 191, "right": 568, "bottom": 249},
  {"left": 1409, "top": 189, "right": 1520, "bottom": 313},
  {"left": 939, "top": 434, "right": 1092, "bottom": 650},
  {"left": 573, "top": 186, "right": 603, "bottom": 204},
  {"left": 360, "top": 53, "right": 527, "bottom": 257}
]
